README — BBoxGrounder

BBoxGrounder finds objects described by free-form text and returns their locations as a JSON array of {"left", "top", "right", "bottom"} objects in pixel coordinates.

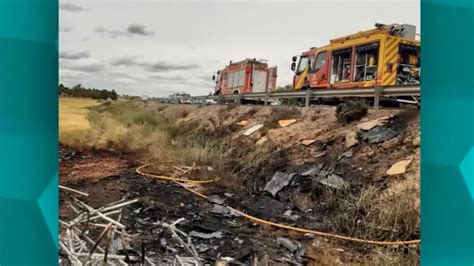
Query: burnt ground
[{"left": 60, "top": 149, "right": 330, "bottom": 265}]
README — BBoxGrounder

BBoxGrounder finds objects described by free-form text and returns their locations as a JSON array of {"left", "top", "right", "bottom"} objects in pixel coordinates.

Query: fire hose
[{"left": 136, "top": 163, "right": 420, "bottom": 246}]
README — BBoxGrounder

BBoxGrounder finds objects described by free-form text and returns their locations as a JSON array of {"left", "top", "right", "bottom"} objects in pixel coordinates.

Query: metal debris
[
  {"left": 283, "top": 210, "right": 300, "bottom": 221},
  {"left": 277, "top": 238, "right": 298, "bottom": 253},
  {"left": 208, "top": 195, "right": 225, "bottom": 205},
  {"left": 209, "top": 204, "right": 240, "bottom": 217},
  {"left": 242, "top": 124, "right": 263, "bottom": 136},
  {"left": 276, "top": 238, "right": 304, "bottom": 255},
  {"left": 301, "top": 163, "right": 324, "bottom": 177},
  {"left": 174, "top": 256, "right": 200, "bottom": 266},
  {"left": 338, "top": 149, "right": 354, "bottom": 161},
  {"left": 362, "top": 126, "right": 399, "bottom": 143},
  {"left": 59, "top": 197, "right": 155, "bottom": 265},
  {"left": 319, "top": 174, "right": 349, "bottom": 189},
  {"left": 189, "top": 231, "right": 223, "bottom": 239},
  {"left": 263, "top": 172, "right": 297, "bottom": 197},
  {"left": 59, "top": 185, "right": 90, "bottom": 197}
]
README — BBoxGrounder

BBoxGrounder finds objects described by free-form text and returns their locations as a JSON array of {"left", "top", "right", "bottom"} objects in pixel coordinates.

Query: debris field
[{"left": 59, "top": 103, "right": 420, "bottom": 265}]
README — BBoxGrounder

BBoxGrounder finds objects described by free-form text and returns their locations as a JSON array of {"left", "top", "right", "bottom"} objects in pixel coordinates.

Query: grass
[
  {"left": 59, "top": 101, "right": 290, "bottom": 193},
  {"left": 59, "top": 97, "right": 100, "bottom": 133},
  {"left": 59, "top": 100, "right": 419, "bottom": 264}
]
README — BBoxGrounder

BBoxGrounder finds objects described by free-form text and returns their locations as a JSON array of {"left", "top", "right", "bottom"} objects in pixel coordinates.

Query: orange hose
[{"left": 137, "top": 165, "right": 420, "bottom": 246}]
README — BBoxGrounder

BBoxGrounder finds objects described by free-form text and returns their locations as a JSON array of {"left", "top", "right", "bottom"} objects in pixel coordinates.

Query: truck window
[
  {"left": 227, "top": 72, "right": 234, "bottom": 88},
  {"left": 397, "top": 44, "right": 420, "bottom": 85},
  {"left": 330, "top": 48, "right": 352, "bottom": 83},
  {"left": 297, "top": 56, "right": 309, "bottom": 73},
  {"left": 354, "top": 42, "right": 379, "bottom": 82},
  {"left": 237, "top": 70, "right": 245, "bottom": 87},
  {"left": 314, "top": 51, "right": 327, "bottom": 71}
]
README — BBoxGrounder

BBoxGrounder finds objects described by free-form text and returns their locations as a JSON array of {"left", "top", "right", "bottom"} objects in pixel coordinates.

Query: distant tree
[
  {"left": 277, "top": 84, "right": 293, "bottom": 91},
  {"left": 58, "top": 84, "right": 122, "bottom": 100}
]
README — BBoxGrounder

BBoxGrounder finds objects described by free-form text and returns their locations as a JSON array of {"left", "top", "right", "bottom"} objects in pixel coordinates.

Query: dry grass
[
  {"left": 59, "top": 97, "right": 100, "bottom": 133},
  {"left": 59, "top": 101, "right": 290, "bottom": 194}
]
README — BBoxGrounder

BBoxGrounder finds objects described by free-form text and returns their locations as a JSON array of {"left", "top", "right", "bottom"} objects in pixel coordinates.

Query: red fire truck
[{"left": 213, "top": 59, "right": 278, "bottom": 95}]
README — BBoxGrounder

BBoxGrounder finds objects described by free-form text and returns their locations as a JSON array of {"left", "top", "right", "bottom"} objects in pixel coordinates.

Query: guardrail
[{"left": 187, "top": 85, "right": 420, "bottom": 109}]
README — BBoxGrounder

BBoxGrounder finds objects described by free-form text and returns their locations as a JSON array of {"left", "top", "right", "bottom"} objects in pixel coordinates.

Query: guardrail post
[
  {"left": 305, "top": 89, "right": 311, "bottom": 107},
  {"left": 237, "top": 94, "right": 242, "bottom": 105},
  {"left": 264, "top": 92, "right": 269, "bottom": 106},
  {"left": 374, "top": 87, "right": 382, "bottom": 110},
  {"left": 219, "top": 95, "right": 224, "bottom": 105}
]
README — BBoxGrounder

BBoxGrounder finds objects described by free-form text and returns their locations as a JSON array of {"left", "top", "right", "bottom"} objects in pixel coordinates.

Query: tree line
[{"left": 59, "top": 84, "right": 118, "bottom": 100}]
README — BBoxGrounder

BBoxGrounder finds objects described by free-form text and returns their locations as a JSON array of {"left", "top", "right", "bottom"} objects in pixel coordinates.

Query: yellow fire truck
[{"left": 291, "top": 23, "right": 420, "bottom": 90}]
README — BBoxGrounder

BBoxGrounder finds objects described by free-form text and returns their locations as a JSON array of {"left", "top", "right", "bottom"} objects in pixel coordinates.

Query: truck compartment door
[
  {"left": 267, "top": 67, "right": 278, "bottom": 92},
  {"left": 252, "top": 70, "right": 267, "bottom": 93}
]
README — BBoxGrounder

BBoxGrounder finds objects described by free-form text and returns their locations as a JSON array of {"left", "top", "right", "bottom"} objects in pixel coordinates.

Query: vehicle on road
[
  {"left": 168, "top": 92, "right": 192, "bottom": 104},
  {"left": 291, "top": 23, "right": 420, "bottom": 91},
  {"left": 213, "top": 58, "right": 278, "bottom": 96}
]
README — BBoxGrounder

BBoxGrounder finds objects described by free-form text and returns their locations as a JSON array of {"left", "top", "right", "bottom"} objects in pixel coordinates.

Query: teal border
[
  {"left": 421, "top": 0, "right": 474, "bottom": 265},
  {"left": 1, "top": 0, "right": 474, "bottom": 264},
  {"left": 0, "top": 0, "right": 58, "bottom": 265}
]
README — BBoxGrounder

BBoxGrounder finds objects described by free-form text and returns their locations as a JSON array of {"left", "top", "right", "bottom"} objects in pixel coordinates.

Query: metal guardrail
[{"left": 184, "top": 85, "right": 420, "bottom": 109}]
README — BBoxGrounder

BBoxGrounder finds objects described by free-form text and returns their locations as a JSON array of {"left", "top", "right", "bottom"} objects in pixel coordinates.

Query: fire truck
[
  {"left": 213, "top": 59, "right": 278, "bottom": 95},
  {"left": 291, "top": 23, "right": 420, "bottom": 91}
]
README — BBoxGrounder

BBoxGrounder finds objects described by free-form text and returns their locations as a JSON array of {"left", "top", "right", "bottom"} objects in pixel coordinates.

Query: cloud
[
  {"left": 96, "top": 24, "right": 154, "bottom": 38},
  {"left": 148, "top": 62, "right": 198, "bottom": 72},
  {"left": 95, "top": 27, "right": 128, "bottom": 38},
  {"left": 62, "top": 59, "right": 105, "bottom": 73},
  {"left": 59, "top": 50, "right": 90, "bottom": 60},
  {"left": 59, "top": 3, "right": 85, "bottom": 12},
  {"left": 59, "top": 69, "right": 84, "bottom": 80},
  {"left": 111, "top": 56, "right": 139, "bottom": 67},
  {"left": 113, "top": 78, "right": 137, "bottom": 84},
  {"left": 59, "top": 26, "right": 74, "bottom": 32},
  {"left": 127, "top": 24, "right": 154, "bottom": 36},
  {"left": 111, "top": 56, "right": 198, "bottom": 72}
]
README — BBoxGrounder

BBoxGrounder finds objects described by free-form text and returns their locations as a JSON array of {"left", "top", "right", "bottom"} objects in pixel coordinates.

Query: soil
[{"left": 59, "top": 104, "right": 421, "bottom": 265}]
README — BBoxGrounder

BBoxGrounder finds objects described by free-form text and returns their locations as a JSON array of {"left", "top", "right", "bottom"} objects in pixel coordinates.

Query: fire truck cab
[
  {"left": 213, "top": 59, "right": 278, "bottom": 95},
  {"left": 291, "top": 23, "right": 420, "bottom": 90}
]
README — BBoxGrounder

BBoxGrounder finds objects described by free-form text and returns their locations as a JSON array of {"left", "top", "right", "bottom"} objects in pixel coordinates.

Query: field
[{"left": 59, "top": 97, "right": 99, "bottom": 133}]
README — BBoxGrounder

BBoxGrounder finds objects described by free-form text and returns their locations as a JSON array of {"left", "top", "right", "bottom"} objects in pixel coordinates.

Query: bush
[{"left": 336, "top": 99, "right": 368, "bottom": 124}]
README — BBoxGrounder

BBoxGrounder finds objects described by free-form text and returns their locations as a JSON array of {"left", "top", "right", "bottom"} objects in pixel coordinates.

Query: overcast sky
[{"left": 59, "top": 0, "right": 420, "bottom": 97}]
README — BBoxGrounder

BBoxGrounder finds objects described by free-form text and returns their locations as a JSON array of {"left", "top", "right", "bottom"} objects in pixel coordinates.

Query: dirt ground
[{"left": 59, "top": 150, "right": 322, "bottom": 264}]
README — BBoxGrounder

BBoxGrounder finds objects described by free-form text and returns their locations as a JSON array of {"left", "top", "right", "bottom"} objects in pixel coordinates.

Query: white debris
[
  {"left": 242, "top": 124, "right": 263, "bottom": 136},
  {"left": 189, "top": 231, "right": 223, "bottom": 239},
  {"left": 263, "top": 172, "right": 297, "bottom": 197},
  {"left": 319, "top": 174, "right": 349, "bottom": 189},
  {"left": 208, "top": 195, "right": 225, "bottom": 205}
]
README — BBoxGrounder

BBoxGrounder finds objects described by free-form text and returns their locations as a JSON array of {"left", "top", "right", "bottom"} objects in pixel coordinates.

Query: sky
[{"left": 59, "top": 0, "right": 420, "bottom": 97}]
